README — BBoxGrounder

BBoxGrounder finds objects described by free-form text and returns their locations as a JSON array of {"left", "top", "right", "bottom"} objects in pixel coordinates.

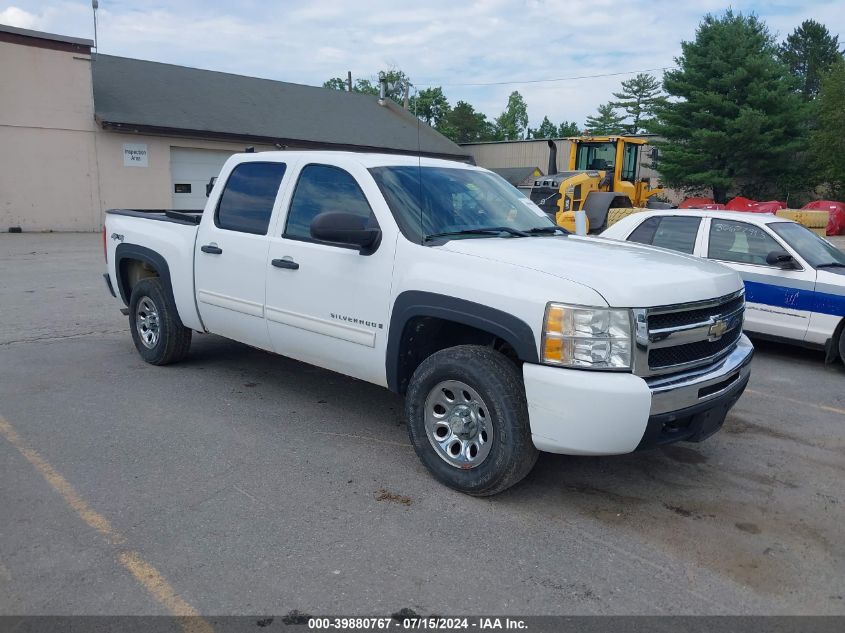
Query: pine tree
[
  {"left": 651, "top": 11, "right": 806, "bottom": 203},
  {"left": 584, "top": 103, "right": 626, "bottom": 135},
  {"left": 611, "top": 73, "right": 667, "bottom": 133},
  {"left": 779, "top": 19, "right": 843, "bottom": 100}
]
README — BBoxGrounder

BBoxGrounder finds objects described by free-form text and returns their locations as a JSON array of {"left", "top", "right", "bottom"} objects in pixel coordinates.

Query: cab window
[
  {"left": 620, "top": 143, "right": 638, "bottom": 182},
  {"left": 628, "top": 215, "right": 701, "bottom": 254},
  {"left": 215, "top": 162, "right": 287, "bottom": 235},
  {"left": 708, "top": 219, "right": 783, "bottom": 266},
  {"left": 284, "top": 164, "right": 377, "bottom": 243},
  {"left": 574, "top": 142, "right": 616, "bottom": 171}
]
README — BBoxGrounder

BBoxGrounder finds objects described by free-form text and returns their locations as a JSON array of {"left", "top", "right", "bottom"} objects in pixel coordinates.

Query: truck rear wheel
[
  {"left": 405, "top": 345, "right": 538, "bottom": 496},
  {"left": 128, "top": 277, "right": 192, "bottom": 365}
]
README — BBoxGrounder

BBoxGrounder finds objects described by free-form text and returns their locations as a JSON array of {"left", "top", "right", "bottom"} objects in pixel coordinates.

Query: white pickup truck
[{"left": 104, "top": 151, "right": 753, "bottom": 495}]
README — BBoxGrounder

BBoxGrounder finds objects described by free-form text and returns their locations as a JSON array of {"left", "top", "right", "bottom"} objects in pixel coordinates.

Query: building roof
[
  {"left": 490, "top": 166, "right": 543, "bottom": 186},
  {"left": 0, "top": 24, "right": 93, "bottom": 52},
  {"left": 91, "top": 55, "right": 469, "bottom": 160}
]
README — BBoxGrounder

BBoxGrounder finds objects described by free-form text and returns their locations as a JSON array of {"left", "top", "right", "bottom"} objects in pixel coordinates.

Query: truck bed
[{"left": 104, "top": 208, "right": 204, "bottom": 331}]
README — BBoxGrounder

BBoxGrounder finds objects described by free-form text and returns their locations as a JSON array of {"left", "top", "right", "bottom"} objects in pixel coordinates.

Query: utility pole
[
  {"left": 347, "top": 71, "right": 352, "bottom": 93},
  {"left": 403, "top": 80, "right": 410, "bottom": 109}
]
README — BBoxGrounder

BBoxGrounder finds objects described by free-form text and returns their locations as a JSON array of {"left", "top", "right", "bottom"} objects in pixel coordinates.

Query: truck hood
[{"left": 441, "top": 235, "right": 742, "bottom": 308}]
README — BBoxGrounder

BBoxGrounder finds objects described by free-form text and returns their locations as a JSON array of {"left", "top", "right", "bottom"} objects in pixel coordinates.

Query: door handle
[
  {"left": 271, "top": 258, "right": 299, "bottom": 270},
  {"left": 201, "top": 244, "right": 223, "bottom": 254}
]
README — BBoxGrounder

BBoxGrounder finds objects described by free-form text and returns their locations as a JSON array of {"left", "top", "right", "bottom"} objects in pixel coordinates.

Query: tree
[
  {"left": 353, "top": 78, "right": 378, "bottom": 95},
  {"left": 323, "top": 77, "right": 349, "bottom": 91},
  {"left": 558, "top": 121, "right": 581, "bottom": 137},
  {"left": 651, "top": 11, "right": 806, "bottom": 203},
  {"left": 494, "top": 91, "right": 529, "bottom": 140},
  {"left": 779, "top": 19, "right": 843, "bottom": 100},
  {"left": 810, "top": 59, "right": 845, "bottom": 197},
  {"left": 527, "top": 118, "right": 580, "bottom": 139},
  {"left": 584, "top": 103, "right": 626, "bottom": 135},
  {"left": 611, "top": 73, "right": 667, "bottom": 133},
  {"left": 440, "top": 101, "right": 494, "bottom": 143},
  {"left": 530, "top": 116, "right": 558, "bottom": 139},
  {"left": 322, "top": 69, "right": 409, "bottom": 100},
  {"left": 410, "top": 87, "right": 450, "bottom": 127}
]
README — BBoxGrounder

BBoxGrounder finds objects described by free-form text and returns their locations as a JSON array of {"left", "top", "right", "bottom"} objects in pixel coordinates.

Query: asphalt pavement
[{"left": 0, "top": 233, "right": 843, "bottom": 617}]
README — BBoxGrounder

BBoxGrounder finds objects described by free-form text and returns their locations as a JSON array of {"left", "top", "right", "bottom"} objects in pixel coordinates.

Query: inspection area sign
[{"left": 123, "top": 143, "right": 148, "bottom": 167}]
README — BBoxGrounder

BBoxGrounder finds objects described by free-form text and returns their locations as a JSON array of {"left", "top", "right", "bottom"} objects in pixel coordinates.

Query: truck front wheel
[
  {"left": 128, "top": 277, "right": 192, "bottom": 365},
  {"left": 405, "top": 345, "right": 538, "bottom": 496}
]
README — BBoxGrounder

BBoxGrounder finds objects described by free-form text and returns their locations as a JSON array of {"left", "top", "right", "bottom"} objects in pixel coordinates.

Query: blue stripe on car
[{"left": 744, "top": 280, "right": 845, "bottom": 316}]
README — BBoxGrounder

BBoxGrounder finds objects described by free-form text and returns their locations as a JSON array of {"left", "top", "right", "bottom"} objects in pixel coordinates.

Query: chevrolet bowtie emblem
[{"left": 708, "top": 318, "right": 730, "bottom": 340}]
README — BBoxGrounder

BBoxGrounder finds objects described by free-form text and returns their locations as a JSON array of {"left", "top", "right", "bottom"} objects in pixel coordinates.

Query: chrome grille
[
  {"left": 648, "top": 326, "right": 742, "bottom": 369},
  {"left": 632, "top": 290, "right": 745, "bottom": 377}
]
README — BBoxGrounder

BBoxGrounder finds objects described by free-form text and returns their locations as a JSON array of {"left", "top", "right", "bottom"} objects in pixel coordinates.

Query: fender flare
[
  {"left": 386, "top": 290, "right": 539, "bottom": 393},
  {"left": 114, "top": 243, "right": 174, "bottom": 307}
]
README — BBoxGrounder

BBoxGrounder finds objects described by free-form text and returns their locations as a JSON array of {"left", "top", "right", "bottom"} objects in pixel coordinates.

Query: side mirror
[
  {"left": 649, "top": 147, "right": 659, "bottom": 163},
  {"left": 310, "top": 212, "right": 381, "bottom": 255},
  {"left": 766, "top": 249, "right": 798, "bottom": 269},
  {"left": 205, "top": 176, "right": 217, "bottom": 198}
]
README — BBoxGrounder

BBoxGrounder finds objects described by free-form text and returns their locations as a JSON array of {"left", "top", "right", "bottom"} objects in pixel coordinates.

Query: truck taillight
[{"left": 102, "top": 227, "right": 107, "bottom": 261}]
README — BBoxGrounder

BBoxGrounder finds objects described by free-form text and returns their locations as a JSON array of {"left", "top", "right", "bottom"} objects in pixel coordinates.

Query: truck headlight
[{"left": 542, "top": 303, "right": 632, "bottom": 369}]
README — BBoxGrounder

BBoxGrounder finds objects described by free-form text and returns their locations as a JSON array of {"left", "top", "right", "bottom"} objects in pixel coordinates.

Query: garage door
[{"left": 170, "top": 148, "right": 235, "bottom": 210}]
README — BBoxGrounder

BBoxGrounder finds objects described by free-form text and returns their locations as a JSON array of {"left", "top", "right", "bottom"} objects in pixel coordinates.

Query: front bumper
[{"left": 523, "top": 334, "right": 754, "bottom": 455}]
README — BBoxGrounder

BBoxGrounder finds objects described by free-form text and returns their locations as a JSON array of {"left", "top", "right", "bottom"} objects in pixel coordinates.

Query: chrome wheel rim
[
  {"left": 424, "top": 380, "right": 493, "bottom": 469},
  {"left": 135, "top": 296, "right": 160, "bottom": 349}
]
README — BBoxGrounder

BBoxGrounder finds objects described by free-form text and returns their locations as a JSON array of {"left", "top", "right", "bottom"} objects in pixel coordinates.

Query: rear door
[
  {"left": 194, "top": 160, "right": 289, "bottom": 350},
  {"left": 703, "top": 218, "right": 815, "bottom": 340}
]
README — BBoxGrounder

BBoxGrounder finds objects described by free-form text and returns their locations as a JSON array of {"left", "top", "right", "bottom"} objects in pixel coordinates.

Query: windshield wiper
[
  {"left": 816, "top": 262, "right": 845, "bottom": 269},
  {"left": 524, "top": 226, "right": 569, "bottom": 236},
  {"left": 424, "top": 227, "right": 530, "bottom": 241}
]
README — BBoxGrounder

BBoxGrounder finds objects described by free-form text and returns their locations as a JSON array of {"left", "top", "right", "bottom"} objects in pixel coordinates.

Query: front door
[
  {"left": 195, "top": 160, "right": 288, "bottom": 350},
  {"left": 703, "top": 218, "right": 816, "bottom": 340},
  {"left": 264, "top": 162, "right": 395, "bottom": 385}
]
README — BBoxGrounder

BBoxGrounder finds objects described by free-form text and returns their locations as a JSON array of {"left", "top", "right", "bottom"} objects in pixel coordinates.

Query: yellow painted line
[
  {"left": 0, "top": 416, "right": 124, "bottom": 545},
  {"left": 0, "top": 415, "right": 213, "bottom": 633},
  {"left": 746, "top": 388, "right": 845, "bottom": 416},
  {"left": 119, "top": 551, "right": 212, "bottom": 631}
]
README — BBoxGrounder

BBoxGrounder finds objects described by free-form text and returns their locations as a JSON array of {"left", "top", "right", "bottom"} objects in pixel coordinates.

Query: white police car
[{"left": 601, "top": 209, "right": 845, "bottom": 363}]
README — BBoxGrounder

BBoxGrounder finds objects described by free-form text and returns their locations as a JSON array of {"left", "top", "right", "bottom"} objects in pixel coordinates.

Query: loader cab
[{"left": 571, "top": 138, "right": 641, "bottom": 188}]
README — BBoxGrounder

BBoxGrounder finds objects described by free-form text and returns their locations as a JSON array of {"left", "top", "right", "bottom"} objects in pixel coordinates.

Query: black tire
[
  {"left": 405, "top": 345, "right": 538, "bottom": 496},
  {"left": 128, "top": 277, "right": 192, "bottom": 365},
  {"left": 839, "top": 328, "right": 845, "bottom": 366}
]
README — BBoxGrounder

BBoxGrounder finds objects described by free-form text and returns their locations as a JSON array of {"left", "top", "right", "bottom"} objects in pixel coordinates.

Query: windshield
[
  {"left": 769, "top": 222, "right": 845, "bottom": 268},
  {"left": 574, "top": 142, "right": 616, "bottom": 171},
  {"left": 369, "top": 166, "right": 556, "bottom": 242}
]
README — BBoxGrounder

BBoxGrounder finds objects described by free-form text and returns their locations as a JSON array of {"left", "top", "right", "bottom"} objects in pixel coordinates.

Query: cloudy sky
[{"left": 2, "top": 0, "right": 843, "bottom": 129}]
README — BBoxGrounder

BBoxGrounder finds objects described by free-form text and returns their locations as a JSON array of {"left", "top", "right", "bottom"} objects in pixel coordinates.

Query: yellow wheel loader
[{"left": 528, "top": 137, "right": 666, "bottom": 233}]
